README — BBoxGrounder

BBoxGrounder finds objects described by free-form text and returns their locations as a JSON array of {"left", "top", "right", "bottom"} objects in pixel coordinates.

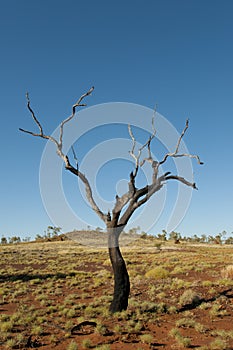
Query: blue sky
[{"left": 0, "top": 0, "right": 232, "bottom": 239}]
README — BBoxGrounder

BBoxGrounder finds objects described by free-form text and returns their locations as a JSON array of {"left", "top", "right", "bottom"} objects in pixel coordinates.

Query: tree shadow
[
  {"left": 0, "top": 271, "right": 75, "bottom": 283},
  {"left": 178, "top": 288, "right": 233, "bottom": 313}
]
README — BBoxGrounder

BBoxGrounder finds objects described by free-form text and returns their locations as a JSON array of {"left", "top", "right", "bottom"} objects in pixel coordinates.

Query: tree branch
[
  {"left": 64, "top": 157, "right": 108, "bottom": 223},
  {"left": 164, "top": 174, "right": 197, "bottom": 189},
  {"left": 128, "top": 124, "right": 140, "bottom": 177},
  {"left": 20, "top": 87, "right": 108, "bottom": 224},
  {"left": 128, "top": 116, "right": 156, "bottom": 176},
  {"left": 19, "top": 93, "right": 63, "bottom": 158},
  {"left": 117, "top": 117, "right": 203, "bottom": 226},
  {"left": 59, "top": 86, "right": 94, "bottom": 149},
  {"left": 112, "top": 115, "right": 156, "bottom": 225},
  {"left": 159, "top": 119, "right": 204, "bottom": 165},
  {"left": 26, "top": 92, "right": 44, "bottom": 135},
  {"left": 111, "top": 172, "right": 137, "bottom": 226}
]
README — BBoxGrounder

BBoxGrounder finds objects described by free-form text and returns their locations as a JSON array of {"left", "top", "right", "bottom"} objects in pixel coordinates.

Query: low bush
[
  {"left": 179, "top": 289, "right": 202, "bottom": 307},
  {"left": 67, "top": 340, "right": 78, "bottom": 350},
  {"left": 221, "top": 265, "right": 233, "bottom": 279},
  {"left": 145, "top": 266, "right": 169, "bottom": 279}
]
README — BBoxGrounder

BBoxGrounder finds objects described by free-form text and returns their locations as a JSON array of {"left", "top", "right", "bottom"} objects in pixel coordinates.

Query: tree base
[{"left": 108, "top": 245, "right": 130, "bottom": 313}]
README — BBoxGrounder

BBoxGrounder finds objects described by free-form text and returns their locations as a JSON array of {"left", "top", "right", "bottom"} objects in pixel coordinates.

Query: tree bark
[{"left": 108, "top": 227, "right": 130, "bottom": 313}]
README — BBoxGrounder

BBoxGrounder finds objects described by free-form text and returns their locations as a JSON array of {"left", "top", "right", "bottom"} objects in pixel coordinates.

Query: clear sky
[{"left": 0, "top": 0, "right": 232, "bottom": 239}]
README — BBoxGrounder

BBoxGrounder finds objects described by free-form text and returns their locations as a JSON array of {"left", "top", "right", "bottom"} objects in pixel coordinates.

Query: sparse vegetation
[
  {"left": 139, "top": 333, "right": 154, "bottom": 344},
  {"left": 0, "top": 237, "right": 233, "bottom": 349},
  {"left": 82, "top": 338, "right": 92, "bottom": 349},
  {"left": 67, "top": 340, "right": 78, "bottom": 350},
  {"left": 169, "top": 328, "right": 192, "bottom": 348},
  {"left": 221, "top": 265, "right": 233, "bottom": 279},
  {"left": 179, "top": 289, "right": 202, "bottom": 307},
  {"left": 145, "top": 266, "right": 169, "bottom": 279}
]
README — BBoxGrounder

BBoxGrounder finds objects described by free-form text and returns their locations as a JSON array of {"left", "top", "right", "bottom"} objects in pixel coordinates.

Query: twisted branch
[
  {"left": 59, "top": 86, "right": 94, "bottom": 149},
  {"left": 113, "top": 117, "right": 203, "bottom": 227},
  {"left": 159, "top": 119, "right": 204, "bottom": 165},
  {"left": 128, "top": 115, "right": 156, "bottom": 176},
  {"left": 20, "top": 87, "right": 108, "bottom": 224},
  {"left": 111, "top": 116, "right": 157, "bottom": 226}
]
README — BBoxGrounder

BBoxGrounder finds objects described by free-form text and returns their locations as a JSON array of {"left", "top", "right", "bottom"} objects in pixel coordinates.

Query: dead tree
[{"left": 20, "top": 87, "right": 203, "bottom": 313}]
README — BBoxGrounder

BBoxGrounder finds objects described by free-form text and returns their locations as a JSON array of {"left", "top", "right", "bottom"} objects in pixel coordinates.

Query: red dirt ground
[{"left": 0, "top": 240, "right": 233, "bottom": 349}]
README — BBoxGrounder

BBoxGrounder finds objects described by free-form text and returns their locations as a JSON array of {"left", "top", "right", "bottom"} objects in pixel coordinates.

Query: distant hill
[{"left": 65, "top": 230, "right": 140, "bottom": 248}]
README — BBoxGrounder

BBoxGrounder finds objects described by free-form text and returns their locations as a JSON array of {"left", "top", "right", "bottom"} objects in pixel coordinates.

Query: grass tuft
[
  {"left": 145, "top": 266, "right": 169, "bottom": 279},
  {"left": 179, "top": 289, "right": 201, "bottom": 307},
  {"left": 221, "top": 265, "right": 233, "bottom": 279}
]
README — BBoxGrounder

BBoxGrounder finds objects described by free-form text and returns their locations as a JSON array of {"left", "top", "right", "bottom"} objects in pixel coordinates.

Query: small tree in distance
[
  {"left": 20, "top": 86, "right": 203, "bottom": 313},
  {"left": 1, "top": 237, "right": 8, "bottom": 244},
  {"left": 46, "top": 226, "right": 61, "bottom": 238}
]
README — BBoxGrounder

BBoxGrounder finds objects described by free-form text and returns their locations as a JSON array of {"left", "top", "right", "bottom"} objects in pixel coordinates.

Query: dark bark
[{"left": 108, "top": 227, "right": 130, "bottom": 313}]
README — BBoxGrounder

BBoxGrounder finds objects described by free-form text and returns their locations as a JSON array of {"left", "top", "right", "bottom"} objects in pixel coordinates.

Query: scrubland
[{"left": 0, "top": 237, "right": 233, "bottom": 349}]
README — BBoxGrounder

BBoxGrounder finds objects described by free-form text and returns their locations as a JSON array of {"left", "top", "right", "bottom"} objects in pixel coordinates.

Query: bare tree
[{"left": 20, "top": 87, "right": 203, "bottom": 313}]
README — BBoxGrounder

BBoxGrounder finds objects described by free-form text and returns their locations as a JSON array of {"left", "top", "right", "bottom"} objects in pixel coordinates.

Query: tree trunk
[{"left": 108, "top": 227, "right": 130, "bottom": 313}]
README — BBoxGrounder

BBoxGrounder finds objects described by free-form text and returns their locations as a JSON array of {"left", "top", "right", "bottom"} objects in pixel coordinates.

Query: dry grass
[
  {"left": 145, "top": 266, "right": 169, "bottom": 279},
  {"left": 221, "top": 265, "right": 233, "bottom": 279},
  {"left": 0, "top": 239, "right": 233, "bottom": 349}
]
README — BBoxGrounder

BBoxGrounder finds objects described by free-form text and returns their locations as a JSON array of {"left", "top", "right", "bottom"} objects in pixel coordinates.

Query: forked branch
[
  {"left": 20, "top": 87, "right": 108, "bottom": 224},
  {"left": 128, "top": 115, "right": 156, "bottom": 176},
  {"left": 59, "top": 86, "right": 94, "bottom": 149},
  {"left": 159, "top": 119, "right": 204, "bottom": 165},
  {"left": 113, "top": 117, "right": 203, "bottom": 227},
  {"left": 20, "top": 86, "right": 94, "bottom": 164},
  {"left": 111, "top": 116, "right": 157, "bottom": 225}
]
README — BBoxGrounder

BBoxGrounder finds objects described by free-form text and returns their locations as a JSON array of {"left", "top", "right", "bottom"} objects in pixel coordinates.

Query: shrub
[
  {"left": 209, "top": 303, "right": 228, "bottom": 318},
  {"left": 95, "top": 323, "right": 107, "bottom": 335},
  {"left": 178, "top": 336, "right": 192, "bottom": 348},
  {"left": 139, "top": 301, "right": 158, "bottom": 313},
  {"left": 221, "top": 265, "right": 233, "bottom": 279},
  {"left": 145, "top": 267, "right": 169, "bottom": 279},
  {"left": 0, "top": 321, "right": 13, "bottom": 333},
  {"left": 95, "top": 346, "right": 110, "bottom": 350},
  {"left": 66, "top": 308, "right": 76, "bottom": 318},
  {"left": 176, "top": 318, "right": 196, "bottom": 328},
  {"left": 31, "top": 325, "right": 43, "bottom": 335},
  {"left": 169, "top": 328, "right": 192, "bottom": 348},
  {"left": 67, "top": 340, "right": 78, "bottom": 350},
  {"left": 209, "top": 338, "right": 228, "bottom": 350},
  {"left": 179, "top": 289, "right": 201, "bottom": 307},
  {"left": 202, "top": 280, "right": 213, "bottom": 287},
  {"left": 113, "top": 324, "right": 122, "bottom": 333},
  {"left": 139, "top": 334, "right": 154, "bottom": 344},
  {"left": 134, "top": 321, "right": 144, "bottom": 332},
  {"left": 5, "top": 338, "right": 16, "bottom": 349},
  {"left": 82, "top": 338, "right": 92, "bottom": 349}
]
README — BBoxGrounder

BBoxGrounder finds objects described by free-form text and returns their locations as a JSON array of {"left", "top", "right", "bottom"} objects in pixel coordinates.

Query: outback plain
[{"left": 0, "top": 235, "right": 233, "bottom": 350}]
